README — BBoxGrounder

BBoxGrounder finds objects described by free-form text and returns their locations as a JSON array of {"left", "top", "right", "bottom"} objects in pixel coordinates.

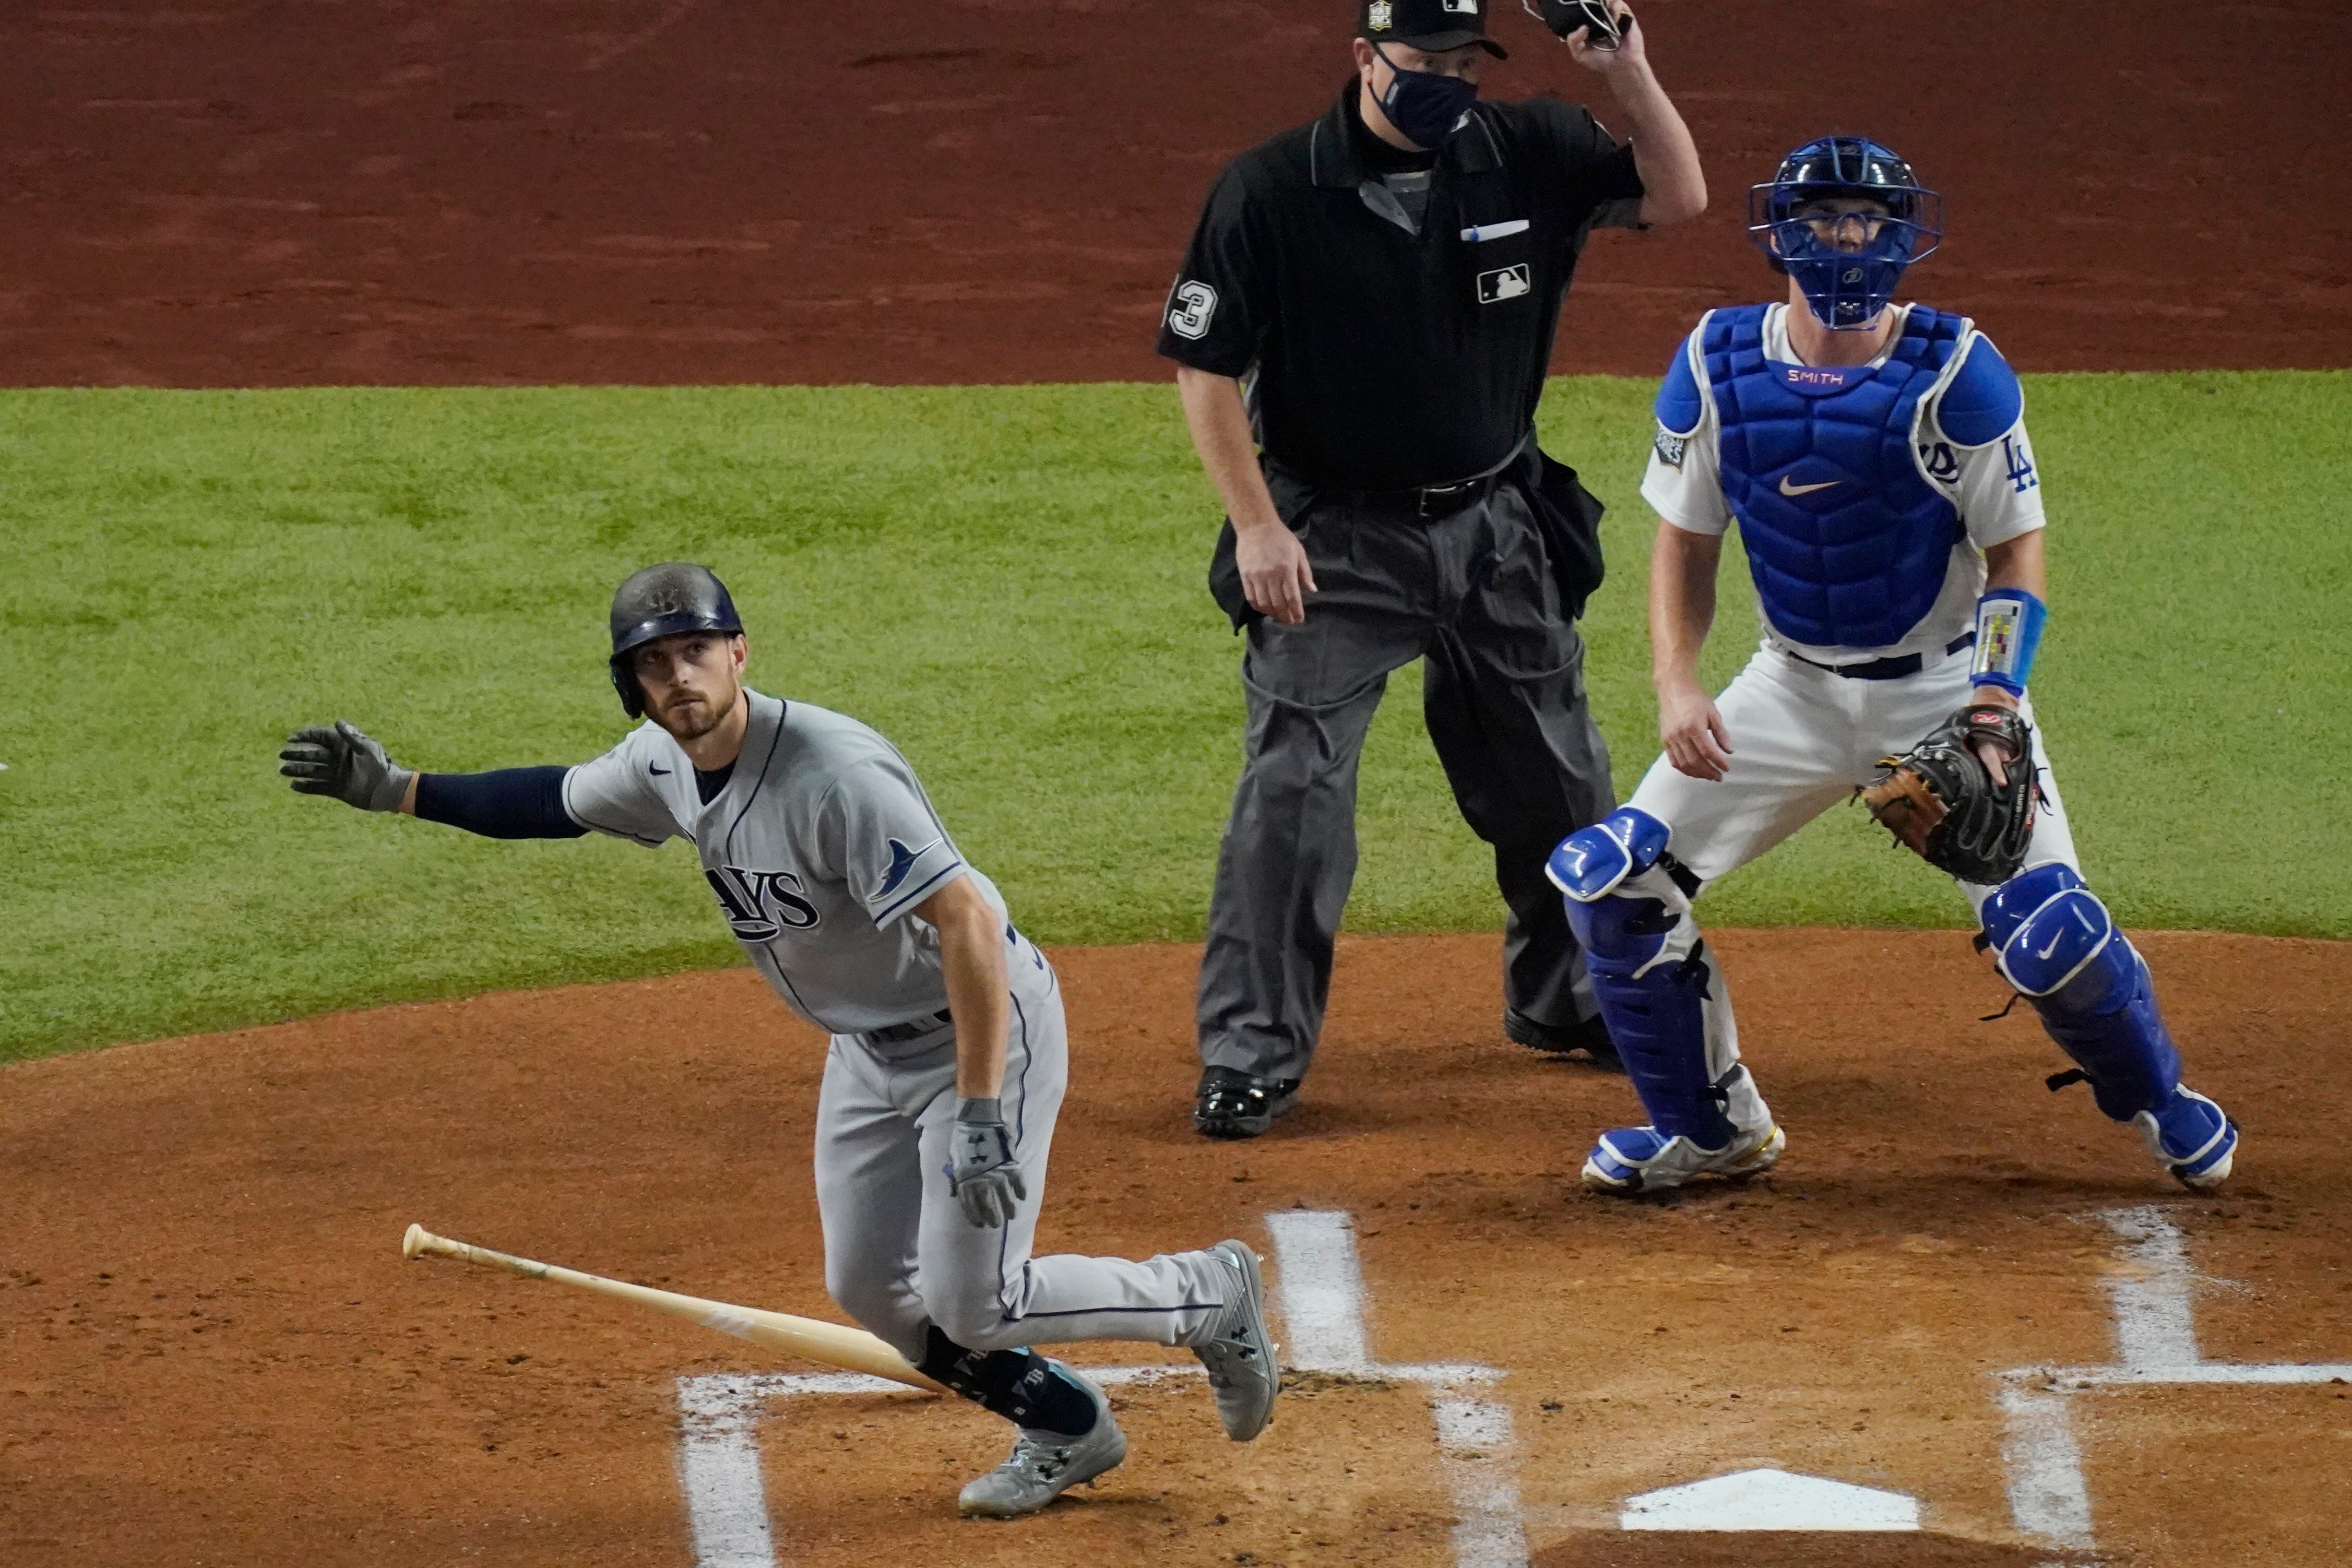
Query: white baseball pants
[{"left": 1628, "top": 643, "right": 2080, "bottom": 909}]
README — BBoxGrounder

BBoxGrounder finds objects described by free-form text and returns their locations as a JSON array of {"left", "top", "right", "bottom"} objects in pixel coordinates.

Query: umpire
[{"left": 1161, "top": 0, "right": 1706, "bottom": 1138}]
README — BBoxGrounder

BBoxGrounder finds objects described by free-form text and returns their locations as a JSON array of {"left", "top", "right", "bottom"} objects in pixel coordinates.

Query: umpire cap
[
  {"left": 1359, "top": 0, "right": 1508, "bottom": 57},
  {"left": 608, "top": 562, "right": 743, "bottom": 719}
]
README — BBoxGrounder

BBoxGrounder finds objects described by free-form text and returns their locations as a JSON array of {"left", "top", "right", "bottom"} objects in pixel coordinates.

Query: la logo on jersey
[{"left": 705, "top": 865, "right": 819, "bottom": 940}]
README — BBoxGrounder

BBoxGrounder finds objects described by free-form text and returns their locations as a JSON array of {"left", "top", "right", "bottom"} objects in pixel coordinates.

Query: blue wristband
[{"left": 1969, "top": 588, "right": 2047, "bottom": 697}]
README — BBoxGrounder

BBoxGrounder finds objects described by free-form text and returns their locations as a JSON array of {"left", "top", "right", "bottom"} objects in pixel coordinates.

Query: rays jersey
[
  {"left": 561, "top": 689, "right": 1047, "bottom": 1035},
  {"left": 1641, "top": 302, "right": 2046, "bottom": 664}
]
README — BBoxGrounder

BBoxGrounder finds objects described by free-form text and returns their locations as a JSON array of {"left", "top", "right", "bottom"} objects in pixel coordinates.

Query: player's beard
[{"left": 652, "top": 680, "right": 739, "bottom": 743}]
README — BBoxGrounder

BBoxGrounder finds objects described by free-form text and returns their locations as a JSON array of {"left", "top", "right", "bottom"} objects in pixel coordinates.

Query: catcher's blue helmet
[{"left": 1749, "top": 137, "right": 1943, "bottom": 331}]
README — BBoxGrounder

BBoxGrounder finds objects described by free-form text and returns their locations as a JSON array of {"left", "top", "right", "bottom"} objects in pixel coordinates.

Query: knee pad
[
  {"left": 1547, "top": 807, "right": 1674, "bottom": 907},
  {"left": 1979, "top": 864, "right": 2181, "bottom": 1120},
  {"left": 1549, "top": 810, "right": 1741, "bottom": 1147},
  {"left": 916, "top": 1326, "right": 1099, "bottom": 1437}
]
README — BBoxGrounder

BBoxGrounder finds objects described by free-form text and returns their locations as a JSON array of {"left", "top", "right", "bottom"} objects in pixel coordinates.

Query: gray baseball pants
[
  {"left": 1197, "top": 478, "right": 1614, "bottom": 1083},
  {"left": 816, "top": 958, "right": 1233, "bottom": 1363}
]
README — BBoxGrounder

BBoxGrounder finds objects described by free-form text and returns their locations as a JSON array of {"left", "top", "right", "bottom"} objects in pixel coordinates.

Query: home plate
[{"left": 1620, "top": 1468, "right": 1921, "bottom": 1531}]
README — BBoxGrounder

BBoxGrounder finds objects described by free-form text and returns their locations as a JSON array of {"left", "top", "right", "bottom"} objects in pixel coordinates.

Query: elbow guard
[{"left": 1970, "top": 587, "right": 2047, "bottom": 697}]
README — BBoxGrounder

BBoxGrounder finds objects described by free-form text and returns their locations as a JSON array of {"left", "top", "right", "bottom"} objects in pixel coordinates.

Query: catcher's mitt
[
  {"left": 1858, "top": 704, "right": 2036, "bottom": 883},
  {"left": 1524, "top": 0, "right": 1628, "bottom": 47}
]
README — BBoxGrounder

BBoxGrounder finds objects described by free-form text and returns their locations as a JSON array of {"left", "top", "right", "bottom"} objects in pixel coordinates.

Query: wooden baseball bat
[{"left": 401, "top": 1223, "right": 946, "bottom": 1394}]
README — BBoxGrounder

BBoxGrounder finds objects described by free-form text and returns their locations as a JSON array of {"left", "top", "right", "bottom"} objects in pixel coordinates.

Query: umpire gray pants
[{"left": 1197, "top": 478, "right": 1614, "bottom": 1083}]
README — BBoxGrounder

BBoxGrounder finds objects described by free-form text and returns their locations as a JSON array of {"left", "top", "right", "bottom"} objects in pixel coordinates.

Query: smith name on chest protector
[{"left": 1688, "top": 303, "right": 1969, "bottom": 650}]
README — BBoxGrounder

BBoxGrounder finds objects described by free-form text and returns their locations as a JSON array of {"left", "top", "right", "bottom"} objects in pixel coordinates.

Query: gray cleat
[
  {"left": 956, "top": 1365, "right": 1126, "bottom": 1519},
  {"left": 1192, "top": 1240, "right": 1280, "bottom": 1441}
]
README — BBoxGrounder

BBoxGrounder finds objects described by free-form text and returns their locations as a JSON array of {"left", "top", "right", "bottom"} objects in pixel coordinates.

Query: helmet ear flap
[{"left": 611, "top": 656, "right": 647, "bottom": 719}]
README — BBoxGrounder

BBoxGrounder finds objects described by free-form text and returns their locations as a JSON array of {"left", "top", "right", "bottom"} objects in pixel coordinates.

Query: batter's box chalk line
[
  {"left": 673, "top": 1209, "right": 1524, "bottom": 1568},
  {"left": 675, "top": 1203, "right": 2352, "bottom": 1566},
  {"left": 1993, "top": 1204, "right": 2352, "bottom": 1555}
]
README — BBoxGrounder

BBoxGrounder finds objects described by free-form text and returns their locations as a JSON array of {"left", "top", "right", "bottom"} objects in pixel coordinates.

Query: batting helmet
[
  {"left": 608, "top": 562, "right": 743, "bottom": 719},
  {"left": 1748, "top": 137, "right": 1943, "bottom": 330}
]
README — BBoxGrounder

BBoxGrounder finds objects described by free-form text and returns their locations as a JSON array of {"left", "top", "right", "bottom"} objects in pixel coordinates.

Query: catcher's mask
[
  {"left": 1749, "top": 136, "right": 1943, "bottom": 331},
  {"left": 608, "top": 562, "right": 743, "bottom": 719}
]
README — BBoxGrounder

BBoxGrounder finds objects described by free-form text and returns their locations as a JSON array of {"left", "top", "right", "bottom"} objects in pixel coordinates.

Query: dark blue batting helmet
[
  {"left": 1748, "top": 137, "right": 1944, "bottom": 330},
  {"left": 608, "top": 562, "right": 743, "bottom": 719}
]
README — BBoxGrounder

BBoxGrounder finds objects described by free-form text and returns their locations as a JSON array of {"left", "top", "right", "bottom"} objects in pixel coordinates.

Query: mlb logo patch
[{"left": 1476, "top": 264, "right": 1530, "bottom": 304}]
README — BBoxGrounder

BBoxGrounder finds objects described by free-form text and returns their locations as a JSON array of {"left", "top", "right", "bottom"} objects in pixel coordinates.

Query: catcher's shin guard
[
  {"left": 1980, "top": 864, "right": 2183, "bottom": 1120},
  {"left": 1548, "top": 810, "right": 1745, "bottom": 1150}
]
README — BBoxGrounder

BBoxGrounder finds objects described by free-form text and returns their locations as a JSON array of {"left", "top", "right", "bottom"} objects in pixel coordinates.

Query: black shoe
[
  {"left": 1503, "top": 1009, "right": 1624, "bottom": 1073},
  {"left": 1193, "top": 1066, "right": 1302, "bottom": 1139}
]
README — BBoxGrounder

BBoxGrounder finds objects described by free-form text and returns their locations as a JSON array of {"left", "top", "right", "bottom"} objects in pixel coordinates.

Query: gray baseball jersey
[
  {"left": 560, "top": 689, "right": 1044, "bottom": 1035},
  {"left": 559, "top": 687, "right": 1234, "bottom": 1367}
]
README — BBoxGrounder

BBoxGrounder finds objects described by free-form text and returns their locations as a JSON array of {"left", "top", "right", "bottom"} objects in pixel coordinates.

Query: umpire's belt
[
  {"left": 1787, "top": 632, "right": 1975, "bottom": 682},
  {"left": 1338, "top": 471, "right": 1505, "bottom": 519},
  {"left": 857, "top": 1007, "right": 953, "bottom": 1047}
]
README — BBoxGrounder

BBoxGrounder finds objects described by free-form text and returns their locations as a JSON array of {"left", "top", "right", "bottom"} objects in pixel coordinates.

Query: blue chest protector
[{"left": 1699, "top": 303, "right": 1967, "bottom": 650}]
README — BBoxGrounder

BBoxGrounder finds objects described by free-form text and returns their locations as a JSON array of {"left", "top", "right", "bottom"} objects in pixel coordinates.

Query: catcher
[{"left": 1543, "top": 137, "right": 2238, "bottom": 1195}]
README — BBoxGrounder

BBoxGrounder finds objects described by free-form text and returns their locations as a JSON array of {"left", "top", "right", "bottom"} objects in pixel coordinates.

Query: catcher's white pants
[
  {"left": 1626, "top": 643, "right": 2081, "bottom": 911},
  {"left": 814, "top": 962, "right": 1232, "bottom": 1364}
]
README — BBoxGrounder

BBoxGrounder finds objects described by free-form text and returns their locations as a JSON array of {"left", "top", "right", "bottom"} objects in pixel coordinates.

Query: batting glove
[
  {"left": 279, "top": 719, "right": 414, "bottom": 812},
  {"left": 947, "top": 1097, "right": 1027, "bottom": 1229}
]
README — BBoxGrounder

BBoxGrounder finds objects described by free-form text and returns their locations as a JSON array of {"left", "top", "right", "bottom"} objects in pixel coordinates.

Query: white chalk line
[
  {"left": 676, "top": 1208, "right": 1523, "bottom": 1568},
  {"left": 1993, "top": 1205, "right": 2352, "bottom": 1554},
  {"left": 1268, "top": 1210, "right": 1526, "bottom": 1568}
]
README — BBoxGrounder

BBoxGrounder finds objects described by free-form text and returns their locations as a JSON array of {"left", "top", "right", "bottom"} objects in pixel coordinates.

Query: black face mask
[{"left": 1371, "top": 43, "right": 1478, "bottom": 149}]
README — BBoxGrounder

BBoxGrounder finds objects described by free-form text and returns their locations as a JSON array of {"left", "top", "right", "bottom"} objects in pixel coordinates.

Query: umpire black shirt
[{"left": 1157, "top": 79, "right": 1644, "bottom": 492}]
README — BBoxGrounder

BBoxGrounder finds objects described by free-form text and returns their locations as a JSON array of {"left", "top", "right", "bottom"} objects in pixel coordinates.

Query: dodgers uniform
[
  {"left": 1631, "top": 301, "right": 2074, "bottom": 894},
  {"left": 1542, "top": 286, "right": 2238, "bottom": 1195}
]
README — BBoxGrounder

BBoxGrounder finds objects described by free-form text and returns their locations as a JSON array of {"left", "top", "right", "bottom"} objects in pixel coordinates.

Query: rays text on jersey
[{"left": 705, "top": 865, "right": 821, "bottom": 940}]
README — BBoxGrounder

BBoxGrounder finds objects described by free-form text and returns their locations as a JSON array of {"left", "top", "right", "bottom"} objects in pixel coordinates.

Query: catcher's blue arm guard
[{"left": 1970, "top": 587, "right": 2046, "bottom": 697}]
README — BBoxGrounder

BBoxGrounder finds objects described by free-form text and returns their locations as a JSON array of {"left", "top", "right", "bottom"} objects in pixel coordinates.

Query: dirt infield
[
  {"left": 3, "top": 0, "right": 2346, "bottom": 388},
  {"left": 5, "top": 929, "right": 2347, "bottom": 1566}
]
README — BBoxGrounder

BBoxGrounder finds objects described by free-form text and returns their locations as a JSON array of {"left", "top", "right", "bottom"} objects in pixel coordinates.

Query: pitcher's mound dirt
[{"left": 3, "top": 928, "right": 2347, "bottom": 1567}]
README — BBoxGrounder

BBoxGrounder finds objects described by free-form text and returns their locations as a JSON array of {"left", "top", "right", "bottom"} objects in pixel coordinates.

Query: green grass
[{"left": 3, "top": 373, "right": 2346, "bottom": 1062}]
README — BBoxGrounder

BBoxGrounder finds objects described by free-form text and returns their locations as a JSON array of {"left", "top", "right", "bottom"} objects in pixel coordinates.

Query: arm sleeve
[
  {"left": 413, "top": 767, "right": 589, "bottom": 840},
  {"left": 559, "top": 734, "right": 683, "bottom": 849},
  {"left": 1154, "top": 163, "right": 1268, "bottom": 377},
  {"left": 1509, "top": 99, "right": 1646, "bottom": 230},
  {"left": 815, "top": 756, "right": 970, "bottom": 930}
]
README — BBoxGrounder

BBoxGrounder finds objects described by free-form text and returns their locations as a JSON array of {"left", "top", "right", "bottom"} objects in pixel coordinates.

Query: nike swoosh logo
[
  {"left": 650, "top": 766, "right": 672, "bottom": 775},
  {"left": 1779, "top": 476, "right": 1841, "bottom": 497},
  {"left": 2035, "top": 931, "right": 2063, "bottom": 961}
]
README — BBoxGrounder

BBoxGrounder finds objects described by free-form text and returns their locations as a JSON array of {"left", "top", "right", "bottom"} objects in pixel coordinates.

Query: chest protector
[{"left": 1705, "top": 303, "right": 1967, "bottom": 650}]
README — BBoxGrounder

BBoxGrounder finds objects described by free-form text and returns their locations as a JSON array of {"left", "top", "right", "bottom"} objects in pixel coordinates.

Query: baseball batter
[
  {"left": 1544, "top": 139, "right": 2240, "bottom": 1195},
  {"left": 278, "top": 563, "right": 1278, "bottom": 1517}
]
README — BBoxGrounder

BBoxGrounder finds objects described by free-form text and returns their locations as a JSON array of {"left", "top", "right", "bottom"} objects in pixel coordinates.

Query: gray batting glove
[
  {"left": 278, "top": 720, "right": 414, "bottom": 812},
  {"left": 946, "top": 1097, "right": 1027, "bottom": 1229}
]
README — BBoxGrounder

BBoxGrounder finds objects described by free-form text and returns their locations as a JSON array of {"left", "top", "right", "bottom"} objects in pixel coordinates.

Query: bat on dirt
[{"left": 400, "top": 1222, "right": 946, "bottom": 1394}]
